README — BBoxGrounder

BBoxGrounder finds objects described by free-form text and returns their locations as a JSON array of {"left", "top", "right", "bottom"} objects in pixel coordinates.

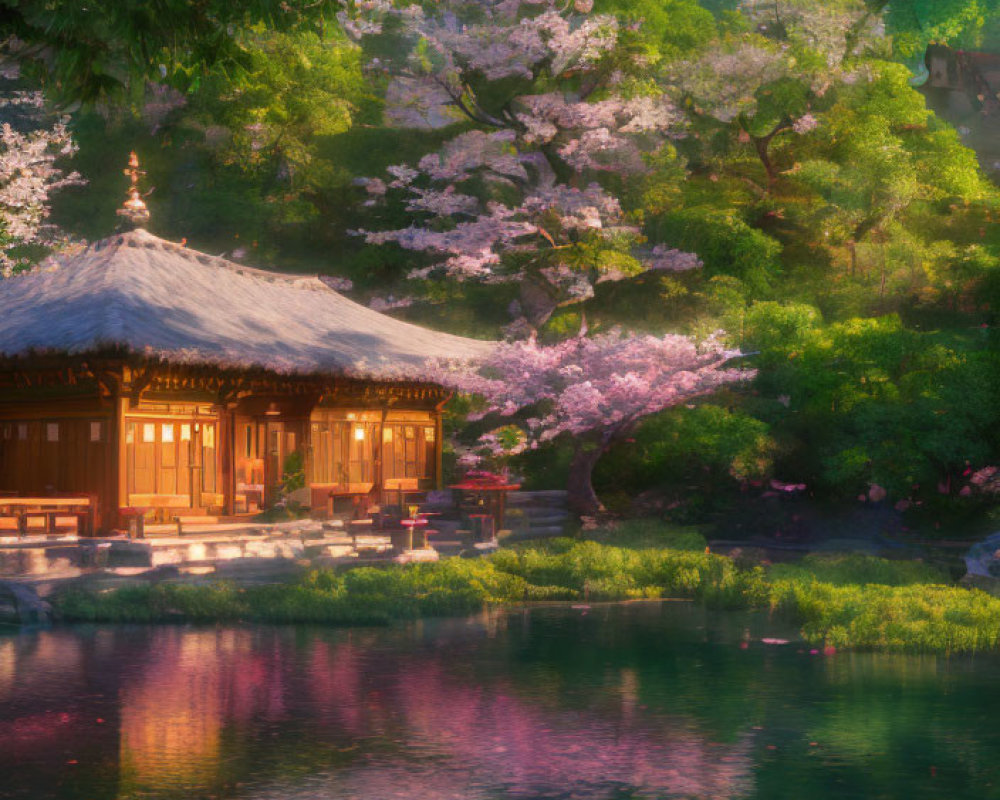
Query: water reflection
[{"left": 2, "top": 604, "right": 1000, "bottom": 799}]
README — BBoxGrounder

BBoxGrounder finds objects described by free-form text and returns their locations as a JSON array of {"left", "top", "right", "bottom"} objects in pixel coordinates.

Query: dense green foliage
[
  {"left": 0, "top": 0, "right": 337, "bottom": 102},
  {"left": 55, "top": 537, "right": 1000, "bottom": 653}
]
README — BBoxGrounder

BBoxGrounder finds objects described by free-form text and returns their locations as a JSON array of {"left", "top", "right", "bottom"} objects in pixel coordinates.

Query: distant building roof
[{"left": 0, "top": 228, "right": 491, "bottom": 377}]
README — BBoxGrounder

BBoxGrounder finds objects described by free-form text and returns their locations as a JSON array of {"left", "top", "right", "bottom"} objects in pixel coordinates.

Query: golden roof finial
[{"left": 116, "top": 151, "right": 150, "bottom": 229}]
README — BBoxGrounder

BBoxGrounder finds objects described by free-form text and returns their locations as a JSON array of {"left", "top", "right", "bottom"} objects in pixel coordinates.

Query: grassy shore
[{"left": 53, "top": 526, "right": 1000, "bottom": 653}]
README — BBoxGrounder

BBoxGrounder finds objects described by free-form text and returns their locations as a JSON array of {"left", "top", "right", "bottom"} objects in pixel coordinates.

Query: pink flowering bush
[{"left": 432, "top": 329, "right": 753, "bottom": 514}]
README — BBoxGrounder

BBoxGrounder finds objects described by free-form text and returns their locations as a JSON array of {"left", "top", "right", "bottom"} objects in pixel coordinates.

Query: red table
[
  {"left": 449, "top": 478, "right": 521, "bottom": 533},
  {"left": 400, "top": 517, "right": 430, "bottom": 549}
]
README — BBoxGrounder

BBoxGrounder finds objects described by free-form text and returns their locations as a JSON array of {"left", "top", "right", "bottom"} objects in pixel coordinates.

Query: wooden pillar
[
  {"left": 375, "top": 407, "right": 388, "bottom": 504},
  {"left": 434, "top": 409, "right": 444, "bottom": 490},
  {"left": 220, "top": 408, "right": 235, "bottom": 516},
  {"left": 303, "top": 412, "right": 315, "bottom": 488},
  {"left": 108, "top": 394, "right": 128, "bottom": 532}
]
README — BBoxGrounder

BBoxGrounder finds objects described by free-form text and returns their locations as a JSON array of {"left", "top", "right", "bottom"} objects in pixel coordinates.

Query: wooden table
[
  {"left": 466, "top": 513, "right": 495, "bottom": 542},
  {"left": 0, "top": 496, "right": 96, "bottom": 536},
  {"left": 310, "top": 482, "right": 375, "bottom": 516}
]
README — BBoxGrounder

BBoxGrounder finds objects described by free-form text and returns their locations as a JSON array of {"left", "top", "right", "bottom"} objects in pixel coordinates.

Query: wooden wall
[
  {"left": 0, "top": 416, "right": 111, "bottom": 496},
  {"left": 0, "top": 362, "right": 449, "bottom": 527},
  {"left": 0, "top": 399, "right": 115, "bottom": 527}
]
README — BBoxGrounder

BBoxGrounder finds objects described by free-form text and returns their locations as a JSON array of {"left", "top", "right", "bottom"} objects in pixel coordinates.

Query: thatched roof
[{"left": 0, "top": 228, "right": 492, "bottom": 377}]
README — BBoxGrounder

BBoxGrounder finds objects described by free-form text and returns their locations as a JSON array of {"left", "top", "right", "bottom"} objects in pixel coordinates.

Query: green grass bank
[{"left": 53, "top": 526, "right": 999, "bottom": 654}]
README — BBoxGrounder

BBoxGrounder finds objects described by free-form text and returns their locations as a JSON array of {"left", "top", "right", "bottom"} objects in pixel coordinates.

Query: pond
[{"left": 2, "top": 602, "right": 999, "bottom": 799}]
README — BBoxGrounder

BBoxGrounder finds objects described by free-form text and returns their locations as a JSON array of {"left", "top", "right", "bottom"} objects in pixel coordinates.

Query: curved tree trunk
[
  {"left": 519, "top": 275, "right": 559, "bottom": 328},
  {"left": 566, "top": 439, "right": 609, "bottom": 517},
  {"left": 753, "top": 135, "right": 778, "bottom": 190}
]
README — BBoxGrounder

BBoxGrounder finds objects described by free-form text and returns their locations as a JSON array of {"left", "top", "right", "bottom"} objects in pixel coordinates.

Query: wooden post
[
  {"left": 434, "top": 410, "right": 444, "bottom": 490},
  {"left": 375, "top": 407, "right": 388, "bottom": 505},
  {"left": 221, "top": 408, "right": 235, "bottom": 516},
  {"left": 191, "top": 423, "right": 203, "bottom": 511},
  {"left": 112, "top": 395, "right": 128, "bottom": 531}
]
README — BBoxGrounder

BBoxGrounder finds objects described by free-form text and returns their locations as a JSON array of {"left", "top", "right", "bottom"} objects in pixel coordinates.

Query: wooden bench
[
  {"left": 235, "top": 482, "right": 265, "bottom": 513},
  {"left": 127, "top": 494, "right": 192, "bottom": 523},
  {"left": 310, "top": 482, "right": 375, "bottom": 517},
  {"left": 0, "top": 495, "right": 96, "bottom": 537}
]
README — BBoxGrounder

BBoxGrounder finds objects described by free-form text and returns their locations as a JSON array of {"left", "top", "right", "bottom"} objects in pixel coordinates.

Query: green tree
[
  {"left": 181, "top": 26, "right": 378, "bottom": 216},
  {"left": 0, "top": 0, "right": 337, "bottom": 102}
]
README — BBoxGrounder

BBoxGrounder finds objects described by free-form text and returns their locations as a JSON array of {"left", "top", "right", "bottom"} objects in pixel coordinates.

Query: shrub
[
  {"left": 768, "top": 553, "right": 947, "bottom": 587},
  {"left": 52, "top": 537, "right": 1000, "bottom": 654},
  {"left": 651, "top": 206, "right": 782, "bottom": 294}
]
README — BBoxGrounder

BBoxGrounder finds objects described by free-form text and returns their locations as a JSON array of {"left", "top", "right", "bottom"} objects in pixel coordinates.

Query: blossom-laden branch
[
  {"left": 669, "top": 36, "right": 843, "bottom": 191},
  {"left": 0, "top": 92, "right": 84, "bottom": 276},
  {"left": 432, "top": 331, "right": 752, "bottom": 445},
  {"left": 429, "top": 328, "right": 753, "bottom": 513},
  {"left": 738, "top": 0, "right": 884, "bottom": 67},
  {"left": 345, "top": 0, "right": 696, "bottom": 324}
]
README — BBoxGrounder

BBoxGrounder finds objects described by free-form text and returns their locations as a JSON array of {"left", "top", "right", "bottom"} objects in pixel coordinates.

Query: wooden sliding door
[{"left": 124, "top": 416, "right": 220, "bottom": 509}]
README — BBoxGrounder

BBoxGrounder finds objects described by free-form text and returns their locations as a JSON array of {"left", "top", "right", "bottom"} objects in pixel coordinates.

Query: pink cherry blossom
[
  {"left": 348, "top": 0, "right": 695, "bottom": 321},
  {"left": 0, "top": 95, "right": 84, "bottom": 276},
  {"left": 673, "top": 43, "right": 790, "bottom": 124},
  {"left": 793, "top": 113, "right": 819, "bottom": 134},
  {"left": 430, "top": 329, "right": 752, "bottom": 513}
]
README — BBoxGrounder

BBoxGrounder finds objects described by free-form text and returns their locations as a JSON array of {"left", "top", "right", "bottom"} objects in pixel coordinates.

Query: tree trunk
[
  {"left": 566, "top": 439, "right": 608, "bottom": 517},
  {"left": 519, "top": 275, "right": 559, "bottom": 328},
  {"left": 753, "top": 135, "right": 778, "bottom": 190}
]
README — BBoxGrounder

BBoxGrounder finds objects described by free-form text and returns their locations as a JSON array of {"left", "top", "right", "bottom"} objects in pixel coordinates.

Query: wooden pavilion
[{"left": 0, "top": 201, "right": 488, "bottom": 533}]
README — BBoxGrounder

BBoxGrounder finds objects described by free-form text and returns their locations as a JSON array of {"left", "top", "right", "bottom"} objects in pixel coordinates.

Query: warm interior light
[
  {"left": 354, "top": 425, "right": 366, "bottom": 441},
  {"left": 265, "top": 403, "right": 281, "bottom": 417}
]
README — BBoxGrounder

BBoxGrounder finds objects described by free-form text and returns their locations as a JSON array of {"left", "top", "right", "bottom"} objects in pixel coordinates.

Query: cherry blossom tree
[
  {"left": 432, "top": 329, "right": 753, "bottom": 516},
  {"left": 671, "top": 41, "right": 820, "bottom": 192},
  {"left": 738, "top": 0, "right": 884, "bottom": 67},
  {"left": 346, "top": 0, "right": 698, "bottom": 330},
  {"left": 672, "top": 2, "right": 881, "bottom": 192},
  {"left": 0, "top": 92, "right": 83, "bottom": 276}
]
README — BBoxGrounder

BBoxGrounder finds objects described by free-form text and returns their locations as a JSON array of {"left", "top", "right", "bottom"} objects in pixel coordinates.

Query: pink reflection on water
[
  {"left": 0, "top": 621, "right": 756, "bottom": 799},
  {"left": 394, "top": 664, "right": 753, "bottom": 799}
]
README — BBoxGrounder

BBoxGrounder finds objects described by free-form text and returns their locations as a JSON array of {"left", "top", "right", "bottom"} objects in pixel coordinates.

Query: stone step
[
  {"left": 433, "top": 541, "right": 466, "bottom": 557},
  {"left": 508, "top": 525, "right": 567, "bottom": 539},
  {"left": 521, "top": 514, "right": 571, "bottom": 527},
  {"left": 506, "top": 505, "right": 568, "bottom": 515},
  {"left": 517, "top": 505, "right": 570, "bottom": 516},
  {"left": 322, "top": 544, "right": 356, "bottom": 559},
  {"left": 507, "top": 490, "right": 568, "bottom": 505}
]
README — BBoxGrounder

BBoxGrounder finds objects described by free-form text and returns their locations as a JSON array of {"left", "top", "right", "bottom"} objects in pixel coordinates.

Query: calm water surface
[{"left": 1, "top": 602, "right": 999, "bottom": 799}]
